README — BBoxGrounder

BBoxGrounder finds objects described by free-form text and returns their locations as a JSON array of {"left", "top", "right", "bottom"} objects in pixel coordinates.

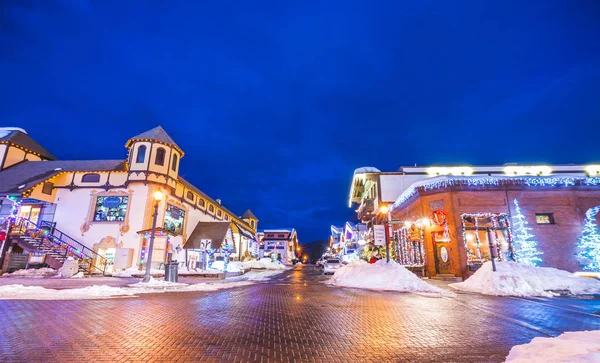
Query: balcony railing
[{"left": 357, "top": 199, "right": 375, "bottom": 220}]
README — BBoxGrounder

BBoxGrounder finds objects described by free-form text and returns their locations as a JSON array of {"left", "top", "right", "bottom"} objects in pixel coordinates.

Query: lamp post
[
  {"left": 143, "top": 190, "right": 164, "bottom": 283},
  {"left": 379, "top": 205, "right": 391, "bottom": 263}
]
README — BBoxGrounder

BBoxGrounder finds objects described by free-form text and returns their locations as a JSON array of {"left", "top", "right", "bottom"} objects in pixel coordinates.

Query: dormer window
[
  {"left": 136, "top": 145, "right": 147, "bottom": 163},
  {"left": 82, "top": 173, "right": 101, "bottom": 183},
  {"left": 155, "top": 147, "right": 166, "bottom": 166},
  {"left": 171, "top": 154, "right": 178, "bottom": 171},
  {"left": 251, "top": 220, "right": 255, "bottom": 228}
]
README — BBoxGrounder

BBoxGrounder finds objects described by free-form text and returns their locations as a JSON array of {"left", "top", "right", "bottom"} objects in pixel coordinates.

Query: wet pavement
[{"left": 1, "top": 265, "right": 599, "bottom": 362}]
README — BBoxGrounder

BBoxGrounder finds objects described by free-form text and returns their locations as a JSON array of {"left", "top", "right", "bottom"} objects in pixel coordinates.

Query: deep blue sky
[{"left": 1, "top": 1, "right": 599, "bottom": 242}]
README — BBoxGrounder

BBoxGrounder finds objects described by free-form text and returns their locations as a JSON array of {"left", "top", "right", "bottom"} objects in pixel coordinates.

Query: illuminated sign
[
  {"left": 427, "top": 167, "right": 474, "bottom": 176},
  {"left": 503, "top": 166, "right": 552, "bottom": 176}
]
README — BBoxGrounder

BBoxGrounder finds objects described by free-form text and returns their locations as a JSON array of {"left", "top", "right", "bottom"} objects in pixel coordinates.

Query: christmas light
[
  {"left": 576, "top": 206, "right": 600, "bottom": 271},
  {"left": 392, "top": 176, "right": 600, "bottom": 210},
  {"left": 511, "top": 199, "right": 543, "bottom": 266}
]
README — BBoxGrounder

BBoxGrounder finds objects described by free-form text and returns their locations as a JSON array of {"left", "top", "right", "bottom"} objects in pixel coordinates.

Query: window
[
  {"left": 209, "top": 205, "right": 214, "bottom": 213},
  {"left": 278, "top": 234, "right": 285, "bottom": 238},
  {"left": 155, "top": 147, "right": 166, "bottom": 166},
  {"left": 224, "top": 215, "right": 229, "bottom": 221},
  {"left": 164, "top": 204, "right": 185, "bottom": 235},
  {"left": 536, "top": 214, "right": 555, "bottom": 224},
  {"left": 42, "top": 182, "right": 54, "bottom": 195},
  {"left": 171, "top": 154, "right": 178, "bottom": 171},
  {"left": 82, "top": 173, "right": 101, "bottom": 183},
  {"left": 217, "top": 210, "right": 222, "bottom": 217},
  {"left": 251, "top": 220, "right": 255, "bottom": 228},
  {"left": 93, "top": 196, "right": 128, "bottom": 222},
  {"left": 136, "top": 145, "right": 147, "bottom": 163},
  {"left": 186, "top": 191, "right": 194, "bottom": 200},
  {"left": 198, "top": 199, "right": 205, "bottom": 208}
]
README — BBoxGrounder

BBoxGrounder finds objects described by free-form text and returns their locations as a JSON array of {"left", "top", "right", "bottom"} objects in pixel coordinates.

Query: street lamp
[
  {"left": 379, "top": 205, "right": 391, "bottom": 263},
  {"left": 143, "top": 190, "right": 164, "bottom": 283}
]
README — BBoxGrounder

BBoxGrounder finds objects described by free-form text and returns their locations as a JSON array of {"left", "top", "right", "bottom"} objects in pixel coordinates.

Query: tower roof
[
  {"left": 241, "top": 209, "right": 258, "bottom": 220},
  {"left": 126, "top": 126, "right": 183, "bottom": 155}
]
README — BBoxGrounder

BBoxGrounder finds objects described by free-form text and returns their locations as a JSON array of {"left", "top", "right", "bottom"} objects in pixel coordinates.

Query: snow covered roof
[
  {"left": 391, "top": 174, "right": 600, "bottom": 211},
  {"left": 353, "top": 166, "right": 381, "bottom": 174}
]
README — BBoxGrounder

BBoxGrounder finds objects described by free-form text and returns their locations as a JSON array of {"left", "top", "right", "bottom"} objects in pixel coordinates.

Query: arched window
[
  {"left": 186, "top": 191, "right": 194, "bottom": 200},
  {"left": 208, "top": 205, "right": 214, "bottom": 213},
  {"left": 251, "top": 220, "right": 255, "bottom": 228},
  {"left": 171, "top": 153, "right": 178, "bottom": 171},
  {"left": 135, "top": 145, "right": 147, "bottom": 163},
  {"left": 198, "top": 199, "right": 205, "bottom": 208},
  {"left": 82, "top": 173, "right": 101, "bottom": 183},
  {"left": 155, "top": 147, "right": 166, "bottom": 166},
  {"left": 217, "top": 210, "right": 222, "bottom": 217}
]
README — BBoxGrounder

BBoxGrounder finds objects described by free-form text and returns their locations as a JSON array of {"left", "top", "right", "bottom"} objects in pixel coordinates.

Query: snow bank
[
  {"left": 505, "top": 330, "right": 600, "bottom": 362},
  {"left": 111, "top": 267, "right": 164, "bottom": 277},
  {"left": 242, "top": 258, "right": 287, "bottom": 270},
  {"left": 450, "top": 261, "right": 600, "bottom": 297},
  {"left": 330, "top": 260, "right": 445, "bottom": 294},
  {"left": 242, "top": 269, "right": 286, "bottom": 281},
  {"left": 226, "top": 262, "right": 244, "bottom": 273},
  {"left": 3, "top": 268, "right": 57, "bottom": 278},
  {"left": 0, "top": 280, "right": 253, "bottom": 300}
]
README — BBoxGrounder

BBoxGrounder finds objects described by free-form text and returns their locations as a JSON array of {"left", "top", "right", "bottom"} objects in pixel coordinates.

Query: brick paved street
[{"left": 1, "top": 265, "right": 599, "bottom": 363}]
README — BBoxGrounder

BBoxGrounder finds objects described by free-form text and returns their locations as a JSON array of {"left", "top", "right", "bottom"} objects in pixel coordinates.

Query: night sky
[{"left": 1, "top": 1, "right": 599, "bottom": 242}]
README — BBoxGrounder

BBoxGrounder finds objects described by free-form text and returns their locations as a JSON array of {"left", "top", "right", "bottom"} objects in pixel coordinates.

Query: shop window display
[
  {"left": 93, "top": 196, "right": 128, "bottom": 222},
  {"left": 164, "top": 204, "right": 185, "bottom": 235}
]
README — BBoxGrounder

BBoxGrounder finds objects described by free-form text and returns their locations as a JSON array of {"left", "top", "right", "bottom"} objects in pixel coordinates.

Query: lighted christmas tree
[
  {"left": 576, "top": 207, "right": 600, "bottom": 271},
  {"left": 511, "top": 199, "right": 543, "bottom": 266}
]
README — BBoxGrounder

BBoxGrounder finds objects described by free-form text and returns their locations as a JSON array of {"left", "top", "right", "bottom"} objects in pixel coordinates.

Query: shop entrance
[
  {"left": 432, "top": 232, "right": 453, "bottom": 274},
  {"left": 18, "top": 205, "right": 42, "bottom": 224}
]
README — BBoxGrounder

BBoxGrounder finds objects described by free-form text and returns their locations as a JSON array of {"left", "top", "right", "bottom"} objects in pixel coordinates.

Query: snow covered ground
[
  {"left": 111, "top": 266, "right": 222, "bottom": 277},
  {"left": 0, "top": 279, "right": 253, "bottom": 300},
  {"left": 2, "top": 268, "right": 57, "bottom": 278},
  {"left": 450, "top": 261, "right": 600, "bottom": 297},
  {"left": 241, "top": 258, "right": 288, "bottom": 270},
  {"left": 329, "top": 260, "right": 448, "bottom": 294},
  {"left": 505, "top": 330, "right": 600, "bottom": 362}
]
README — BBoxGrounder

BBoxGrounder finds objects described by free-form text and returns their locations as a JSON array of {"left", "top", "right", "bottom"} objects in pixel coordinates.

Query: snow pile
[
  {"left": 3, "top": 268, "right": 57, "bottom": 278},
  {"left": 505, "top": 330, "right": 600, "bottom": 362},
  {"left": 112, "top": 267, "right": 164, "bottom": 277},
  {"left": 226, "top": 262, "right": 244, "bottom": 273},
  {"left": 129, "top": 277, "right": 187, "bottom": 288},
  {"left": 450, "top": 261, "right": 600, "bottom": 297},
  {"left": 329, "top": 260, "right": 445, "bottom": 294},
  {"left": 0, "top": 280, "right": 253, "bottom": 300},
  {"left": 242, "top": 269, "right": 286, "bottom": 281},
  {"left": 242, "top": 258, "right": 287, "bottom": 270}
]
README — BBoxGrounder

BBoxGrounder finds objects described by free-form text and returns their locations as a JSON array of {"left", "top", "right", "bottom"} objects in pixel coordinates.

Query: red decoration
[{"left": 431, "top": 210, "right": 447, "bottom": 226}]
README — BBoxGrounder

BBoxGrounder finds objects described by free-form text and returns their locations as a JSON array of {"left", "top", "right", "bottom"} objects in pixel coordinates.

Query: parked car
[
  {"left": 323, "top": 258, "right": 341, "bottom": 275},
  {"left": 316, "top": 258, "right": 326, "bottom": 268}
]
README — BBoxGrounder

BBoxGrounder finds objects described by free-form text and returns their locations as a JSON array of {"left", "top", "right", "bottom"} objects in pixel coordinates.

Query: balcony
[{"left": 357, "top": 199, "right": 375, "bottom": 220}]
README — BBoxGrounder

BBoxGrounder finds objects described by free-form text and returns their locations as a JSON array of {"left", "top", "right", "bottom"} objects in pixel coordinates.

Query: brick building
[{"left": 350, "top": 164, "right": 600, "bottom": 279}]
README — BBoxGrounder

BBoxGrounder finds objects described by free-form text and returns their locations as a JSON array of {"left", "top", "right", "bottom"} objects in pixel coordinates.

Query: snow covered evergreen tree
[
  {"left": 511, "top": 199, "right": 543, "bottom": 266},
  {"left": 576, "top": 207, "right": 600, "bottom": 271}
]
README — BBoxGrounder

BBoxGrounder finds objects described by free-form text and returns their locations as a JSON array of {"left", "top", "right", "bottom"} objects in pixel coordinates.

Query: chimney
[{"left": 216, "top": 198, "right": 221, "bottom": 205}]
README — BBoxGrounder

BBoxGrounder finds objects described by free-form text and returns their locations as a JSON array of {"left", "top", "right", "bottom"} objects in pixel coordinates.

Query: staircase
[{"left": 9, "top": 218, "right": 108, "bottom": 275}]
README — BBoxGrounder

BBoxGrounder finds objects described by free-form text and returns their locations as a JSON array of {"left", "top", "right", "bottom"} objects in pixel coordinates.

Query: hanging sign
[{"left": 373, "top": 225, "right": 386, "bottom": 246}]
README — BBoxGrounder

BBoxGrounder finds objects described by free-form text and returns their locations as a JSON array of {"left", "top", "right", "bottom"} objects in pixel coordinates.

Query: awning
[
  {"left": 184, "top": 222, "right": 230, "bottom": 250},
  {"left": 233, "top": 222, "right": 255, "bottom": 239}
]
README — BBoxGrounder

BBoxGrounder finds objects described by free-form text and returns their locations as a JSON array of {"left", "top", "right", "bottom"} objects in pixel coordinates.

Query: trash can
[{"left": 164, "top": 261, "right": 179, "bottom": 282}]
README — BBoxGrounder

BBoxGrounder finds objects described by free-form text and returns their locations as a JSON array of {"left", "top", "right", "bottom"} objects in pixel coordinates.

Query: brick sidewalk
[{"left": 1, "top": 265, "right": 598, "bottom": 362}]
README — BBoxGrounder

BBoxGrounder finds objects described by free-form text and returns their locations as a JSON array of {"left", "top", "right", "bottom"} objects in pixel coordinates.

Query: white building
[
  {"left": 0, "top": 127, "right": 258, "bottom": 274},
  {"left": 257, "top": 229, "right": 299, "bottom": 264}
]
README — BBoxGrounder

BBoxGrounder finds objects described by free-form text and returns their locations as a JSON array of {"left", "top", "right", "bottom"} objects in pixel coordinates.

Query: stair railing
[{"left": 14, "top": 218, "right": 108, "bottom": 275}]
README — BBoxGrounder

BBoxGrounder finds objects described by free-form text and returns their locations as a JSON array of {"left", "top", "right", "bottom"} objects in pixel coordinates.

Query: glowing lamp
[
  {"left": 153, "top": 190, "right": 164, "bottom": 201},
  {"left": 585, "top": 165, "right": 600, "bottom": 177},
  {"left": 379, "top": 205, "right": 389, "bottom": 214}
]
